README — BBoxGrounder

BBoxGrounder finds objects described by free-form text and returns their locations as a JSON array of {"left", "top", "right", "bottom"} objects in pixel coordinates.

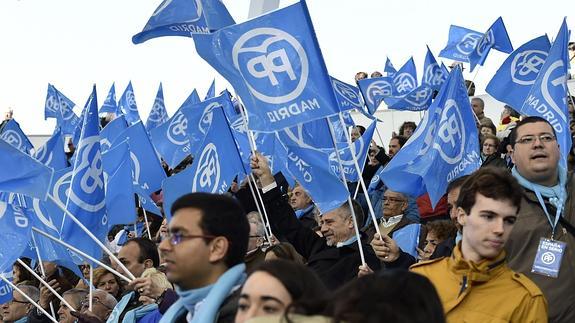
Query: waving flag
[
  {"left": 328, "top": 120, "right": 376, "bottom": 182},
  {"left": 204, "top": 79, "right": 216, "bottom": 100},
  {"left": 385, "top": 84, "right": 434, "bottom": 111},
  {"left": 423, "top": 46, "right": 449, "bottom": 91},
  {"left": 194, "top": 1, "right": 340, "bottom": 132},
  {"left": 520, "top": 19, "right": 571, "bottom": 167},
  {"left": 118, "top": 82, "right": 141, "bottom": 124},
  {"left": 381, "top": 67, "right": 480, "bottom": 207},
  {"left": 0, "top": 202, "right": 32, "bottom": 272},
  {"left": 486, "top": 35, "right": 550, "bottom": 111},
  {"left": 100, "top": 83, "right": 118, "bottom": 114},
  {"left": 60, "top": 86, "right": 107, "bottom": 262},
  {"left": 34, "top": 129, "right": 67, "bottom": 170},
  {"left": 146, "top": 83, "right": 169, "bottom": 132},
  {"left": 132, "top": 0, "right": 235, "bottom": 44},
  {"left": 468, "top": 17, "right": 514, "bottom": 72},
  {"left": 0, "top": 270, "right": 13, "bottom": 303},
  {"left": 162, "top": 107, "right": 245, "bottom": 219},
  {"left": 330, "top": 76, "right": 364, "bottom": 112},
  {"left": 277, "top": 118, "right": 334, "bottom": 150},
  {"left": 0, "top": 139, "right": 53, "bottom": 200},
  {"left": 358, "top": 77, "right": 394, "bottom": 114},
  {"left": 439, "top": 25, "right": 483, "bottom": 63},
  {"left": 100, "top": 115, "right": 128, "bottom": 153},
  {"left": 392, "top": 57, "right": 418, "bottom": 97},
  {"left": 384, "top": 57, "right": 397, "bottom": 76},
  {"left": 181, "top": 88, "right": 201, "bottom": 107},
  {"left": 44, "top": 84, "right": 80, "bottom": 135},
  {"left": 0, "top": 119, "right": 34, "bottom": 154}
]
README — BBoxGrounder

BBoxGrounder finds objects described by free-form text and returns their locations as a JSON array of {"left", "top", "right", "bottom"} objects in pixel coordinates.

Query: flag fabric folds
[
  {"left": 467, "top": 17, "right": 514, "bottom": 72},
  {"left": 0, "top": 119, "right": 34, "bottom": 154},
  {"left": 34, "top": 129, "right": 68, "bottom": 170},
  {"left": 439, "top": 25, "right": 483, "bottom": 63},
  {"left": 118, "top": 82, "right": 141, "bottom": 125},
  {"left": 146, "top": 83, "right": 169, "bottom": 132}
]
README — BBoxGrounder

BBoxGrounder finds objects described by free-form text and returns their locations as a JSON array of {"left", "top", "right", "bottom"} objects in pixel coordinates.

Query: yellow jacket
[{"left": 411, "top": 244, "right": 548, "bottom": 323}]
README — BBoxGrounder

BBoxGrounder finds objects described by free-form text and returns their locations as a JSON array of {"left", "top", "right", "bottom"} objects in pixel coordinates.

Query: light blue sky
[{"left": 0, "top": 0, "right": 571, "bottom": 135}]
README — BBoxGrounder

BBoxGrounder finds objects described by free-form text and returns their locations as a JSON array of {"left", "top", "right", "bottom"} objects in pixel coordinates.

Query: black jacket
[{"left": 263, "top": 186, "right": 381, "bottom": 290}]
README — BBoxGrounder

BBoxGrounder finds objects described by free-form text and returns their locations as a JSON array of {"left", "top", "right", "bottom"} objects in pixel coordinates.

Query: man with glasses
[
  {"left": 74, "top": 289, "right": 117, "bottom": 322},
  {"left": 506, "top": 116, "right": 575, "bottom": 322},
  {"left": 1, "top": 284, "right": 38, "bottom": 323}
]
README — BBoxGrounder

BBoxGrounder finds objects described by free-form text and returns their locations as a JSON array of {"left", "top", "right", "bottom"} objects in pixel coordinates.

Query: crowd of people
[{"left": 2, "top": 72, "right": 575, "bottom": 323}]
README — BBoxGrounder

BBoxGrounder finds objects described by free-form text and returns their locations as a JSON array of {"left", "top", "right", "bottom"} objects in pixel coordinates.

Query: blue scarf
[
  {"left": 159, "top": 264, "right": 246, "bottom": 323},
  {"left": 294, "top": 204, "right": 314, "bottom": 219},
  {"left": 122, "top": 303, "right": 158, "bottom": 323},
  {"left": 512, "top": 166, "right": 567, "bottom": 210},
  {"left": 336, "top": 235, "right": 358, "bottom": 248},
  {"left": 14, "top": 317, "right": 28, "bottom": 323}
]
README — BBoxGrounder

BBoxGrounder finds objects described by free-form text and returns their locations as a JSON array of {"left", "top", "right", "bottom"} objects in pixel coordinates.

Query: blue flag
[
  {"left": 381, "top": 67, "right": 481, "bottom": 207},
  {"left": 439, "top": 25, "right": 483, "bottom": 63},
  {"left": 132, "top": 0, "right": 236, "bottom": 44},
  {"left": 0, "top": 139, "right": 54, "bottom": 200},
  {"left": 423, "top": 46, "right": 449, "bottom": 91},
  {"left": 100, "top": 83, "right": 118, "bottom": 114},
  {"left": 385, "top": 84, "right": 434, "bottom": 111},
  {"left": 181, "top": 88, "right": 201, "bottom": 107},
  {"left": 392, "top": 57, "right": 418, "bottom": 97},
  {"left": 384, "top": 57, "right": 397, "bottom": 76},
  {"left": 33, "top": 167, "right": 73, "bottom": 232},
  {"left": 486, "top": 35, "right": 550, "bottom": 110},
  {"left": 520, "top": 19, "right": 571, "bottom": 167},
  {"left": 34, "top": 129, "right": 67, "bottom": 170},
  {"left": 100, "top": 115, "right": 128, "bottom": 153},
  {"left": 118, "top": 82, "right": 141, "bottom": 124},
  {"left": 281, "top": 143, "right": 349, "bottom": 214},
  {"left": 0, "top": 202, "right": 32, "bottom": 273},
  {"left": 44, "top": 84, "right": 80, "bottom": 135},
  {"left": 277, "top": 119, "right": 334, "bottom": 150},
  {"left": 358, "top": 77, "right": 394, "bottom": 114},
  {"left": 101, "top": 140, "right": 137, "bottom": 226},
  {"left": 205, "top": 79, "right": 216, "bottom": 100},
  {"left": 146, "top": 83, "right": 169, "bottom": 132},
  {"left": 193, "top": 1, "right": 340, "bottom": 131},
  {"left": 0, "top": 119, "right": 34, "bottom": 154},
  {"left": 328, "top": 121, "right": 376, "bottom": 182},
  {"left": 0, "top": 269, "right": 13, "bottom": 303},
  {"left": 392, "top": 223, "right": 421, "bottom": 258},
  {"left": 162, "top": 107, "right": 245, "bottom": 219},
  {"left": 60, "top": 85, "right": 107, "bottom": 262},
  {"left": 330, "top": 76, "right": 364, "bottom": 112},
  {"left": 468, "top": 17, "right": 514, "bottom": 72}
]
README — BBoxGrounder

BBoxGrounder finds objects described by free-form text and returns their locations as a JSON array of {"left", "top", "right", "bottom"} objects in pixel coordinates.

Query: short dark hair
[
  {"left": 354, "top": 125, "right": 366, "bottom": 136},
  {"left": 481, "top": 134, "right": 500, "bottom": 148},
  {"left": 171, "top": 193, "right": 249, "bottom": 268},
  {"left": 480, "top": 120, "right": 497, "bottom": 136},
  {"left": 334, "top": 199, "right": 365, "bottom": 229},
  {"left": 399, "top": 122, "right": 417, "bottom": 136},
  {"left": 447, "top": 175, "right": 469, "bottom": 195},
  {"left": 456, "top": 168, "right": 523, "bottom": 215},
  {"left": 509, "top": 116, "right": 556, "bottom": 147},
  {"left": 126, "top": 237, "right": 160, "bottom": 268},
  {"left": 391, "top": 135, "right": 408, "bottom": 148},
  {"left": 425, "top": 220, "right": 458, "bottom": 242}
]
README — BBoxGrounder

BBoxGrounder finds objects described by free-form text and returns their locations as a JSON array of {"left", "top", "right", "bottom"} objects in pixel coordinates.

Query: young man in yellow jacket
[{"left": 411, "top": 168, "right": 548, "bottom": 322}]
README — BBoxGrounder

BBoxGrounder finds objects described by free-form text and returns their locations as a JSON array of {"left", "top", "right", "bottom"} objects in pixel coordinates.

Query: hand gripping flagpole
[
  {"left": 336, "top": 114, "right": 383, "bottom": 240},
  {"left": 0, "top": 275, "right": 58, "bottom": 323},
  {"left": 48, "top": 194, "right": 136, "bottom": 281},
  {"left": 326, "top": 118, "right": 366, "bottom": 266},
  {"left": 15, "top": 259, "right": 75, "bottom": 311},
  {"left": 31, "top": 227, "right": 133, "bottom": 284}
]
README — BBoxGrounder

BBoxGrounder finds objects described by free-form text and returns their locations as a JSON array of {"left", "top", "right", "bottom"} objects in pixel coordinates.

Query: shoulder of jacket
[
  {"left": 510, "top": 271, "right": 544, "bottom": 298},
  {"left": 410, "top": 257, "right": 445, "bottom": 270}
]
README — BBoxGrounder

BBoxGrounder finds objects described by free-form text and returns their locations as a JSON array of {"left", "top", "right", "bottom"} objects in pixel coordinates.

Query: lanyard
[{"left": 533, "top": 189, "right": 563, "bottom": 239}]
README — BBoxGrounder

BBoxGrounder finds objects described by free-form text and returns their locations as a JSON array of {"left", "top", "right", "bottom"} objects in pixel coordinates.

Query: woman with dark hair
[
  {"left": 398, "top": 121, "right": 417, "bottom": 138},
  {"left": 480, "top": 134, "right": 507, "bottom": 169},
  {"left": 13, "top": 258, "right": 38, "bottom": 286},
  {"left": 235, "top": 260, "right": 327, "bottom": 323}
]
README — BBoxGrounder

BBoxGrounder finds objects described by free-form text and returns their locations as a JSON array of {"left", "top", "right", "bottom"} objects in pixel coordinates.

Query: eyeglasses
[
  {"left": 516, "top": 133, "right": 556, "bottom": 145},
  {"left": 81, "top": 297, "right": 113, "bottom": 310},
  {"left": 167, "top": 232, "right": 216, "bottom": 246},
  {"left": 7, "top": 299, "right": 29, "bottom": 306},
  {"left": 382, "top": 196, "right": 406, "bottom": 204}
]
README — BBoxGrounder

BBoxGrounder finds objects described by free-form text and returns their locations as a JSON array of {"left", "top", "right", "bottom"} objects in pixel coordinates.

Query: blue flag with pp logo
[
  {"left": 132, "top": 0, "right": 235, "bottom": 44},
  {"left": 358, "top": 77, "right": 394, "bottom": 114},
  {"left": 520, "top": 19, "right": 571, "bottom": 167},
  {"left": 100, "top": 115, "right": 128, "bottom": 153},
  {"left": 281, "top": 143, "right": 349, "bottom": 214},
  {"left": 118, "top": 82, "right": 141, "bottom": 125},
  {"left": 0, "top": 119, "right": 34, "bottom": 154},
  {"left": 385, "top": 57, "right": 397, "bottom": 76},
  {"left": 330, "top": 76, "right": 364, "bottom": 112},
  {"left": 205, "top": 79, "right": 216, "bottom": 100},
  {"left": 392, "top": 57, "right": 418, "bottom": 97},
  {"left": 60, "top": 85, "right": 107, "bottom": 262},
  {"left": 439, "top": 25, "right": 483, "bottom": 63},
  {"left": 100, "top": 83, "right": 118, "bottom": 114},
  {"left": 327, "top": 120, "right": 376, "bottom": 182},
  {"left": 34, "top": 128, "right": 67, "bottom": 170},
  {"left": 45, "top": 84, "right": 81, "bottom": 135},
  {"left": 146, "top": 83, "right": 169, "bottom": 132},
  {"left": 0, "top": 202, "right": 32, "bottom": 273},
  {"left": 162, "top": 107, "right": 245, "bottom": 219},
  {"left": 0, "top": 270, "right": 13, "bottom": 303},
  {"left": 150, "top": 89, "right": 201, "bottom": 168},
  {"left": 0, "top": 139, "right": 54, "bottom": 200},
  {"left": 423, "top": 46, "right": 449, "bottom": 91},
  {"left": 486, "top": 35, "right": 550, "bottom": 111},
  {"left": 193, "top": 1, "right": 340, "bottom": 132},
  {"left": 468, "top": 17, "right": 514, "bottom": 72},
  {"left": 385, "top": 84, "right": 434, "bottom": 111},
  {"left": 381, "top": 67, "right": 480, "bottom": 207}
]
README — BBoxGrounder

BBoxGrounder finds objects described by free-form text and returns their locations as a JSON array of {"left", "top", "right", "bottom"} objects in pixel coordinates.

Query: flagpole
[
  {"left": 466, "top": 66, "right": 482, "bottom": 125},
  {"left": 326, "top": 119, "right": 366, "bottom": 266},
  {"left": 30, "top": 230, "right": 57, "bottom": 319},
  {"left": 47, "top": 194, "right": 136, "bottom": 281},
  {"left": 31, "top": 227, "right": 133, "bottom": 283},
  {"left": 141, "top": 208, "right": 153, "bottom": 240},
  {"left": 0, "top": 275, "right": 58, "bottom": 323},
  {"left": 246, "top": 175, "right": 273, "bottom": 243},
  {"left": 335, "top": 114, "right": 383, "bottom": 239},
  {"left": 89, "top": 265, "right": 93, "bottom": 312},
  {"left": 16, "top": 259, "right": 74, "bottom": 311}
]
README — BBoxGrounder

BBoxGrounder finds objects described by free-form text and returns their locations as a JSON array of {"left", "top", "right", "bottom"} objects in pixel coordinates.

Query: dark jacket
[
  {"left": 481, "top": 154, "right": 508, "bottom": 169},
  {"left": 263, "top": 186, "right": 381, "bottom": 290}
]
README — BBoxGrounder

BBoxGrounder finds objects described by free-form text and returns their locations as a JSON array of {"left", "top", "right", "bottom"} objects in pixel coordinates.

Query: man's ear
[
  {"left": 208, "top": 237, "right": 229, "bottom": 263},
  {"left": 456, "top": 207, "right": 467, "bottom": 227},
  {"left": 143, "top": 258, "right": 154, "bottom": 269}
]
